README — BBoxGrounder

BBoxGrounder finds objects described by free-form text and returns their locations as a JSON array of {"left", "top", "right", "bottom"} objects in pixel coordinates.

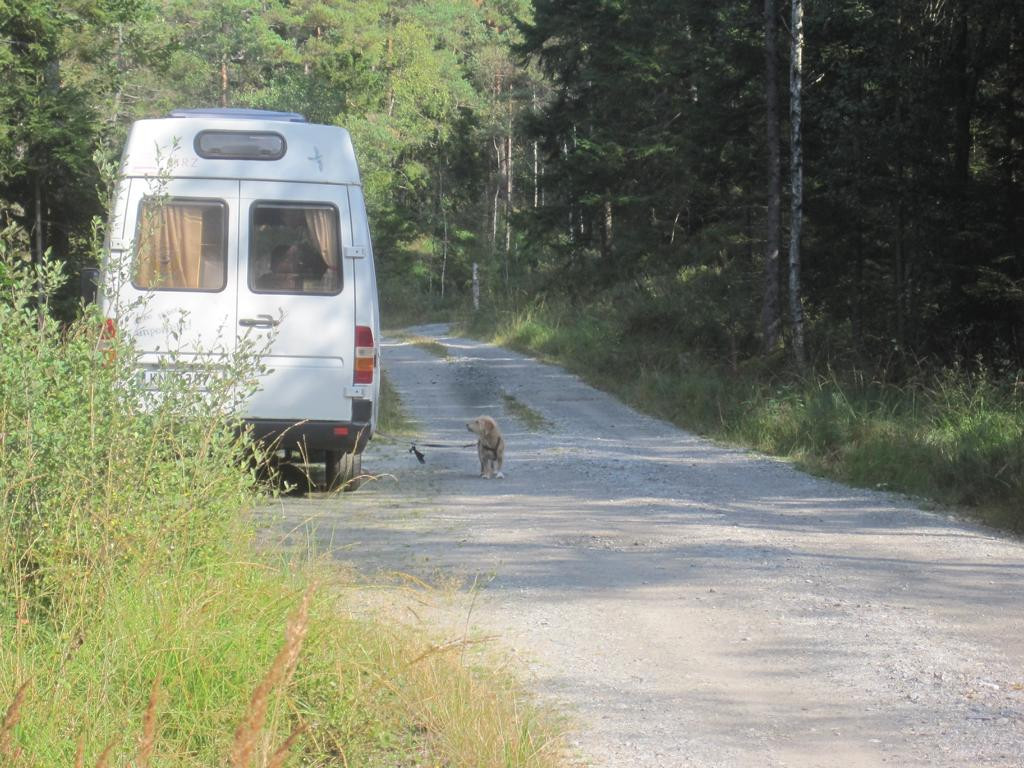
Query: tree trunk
[
  {"left": 109, "top": 23, "right": 125, "bottom": 130},
  {"left": 952, "top": 11, "right": 980, "bottom": 195},
  {"left": 536, "top": 139, "right": 544, "bottom": 208},
  {"left": 441, "top": 214, "right": 448, "bottom": 299},
  {"left": 564, "top": 141, "right": 573, "bottom": 241},
  {"left": 505, "top": 128, "right": 513, "bottom": 287},
  {"left": 220, "top": 55, "right": 228, "bottom": 107},
  {"left": 894, "top": 5, "right": 907, "bottom": 348},
  {"left": 220, "top": 21, "right": 230, "bottom": 107},
  {"left": 601, "top": 194, "right": 613, "bottom": 261},
  {"left": 439, "top": 149, "right": 448, "bottom": 299},
  {"left": 35, "top": 175, "right": 46, "bottom": 329},
  {"left": 492, "top": 176, "right": 500, "bottom": 249},
  {"left": 761, "top": 0, "right": 783, "bottom": 354},
  {"left": 472, "top": 262, "right": 480, "bottom": 311},
  {"left": 532, "top": 88, "right": 540, "bottom": 208},
  {"left": 788, "top": 0, "right": 806, "bottom": 367}
]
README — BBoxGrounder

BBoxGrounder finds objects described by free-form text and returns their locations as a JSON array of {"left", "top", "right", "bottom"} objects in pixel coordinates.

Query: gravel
[{"left": 268, "top": 324, "right": 1024, "bottom": 768}]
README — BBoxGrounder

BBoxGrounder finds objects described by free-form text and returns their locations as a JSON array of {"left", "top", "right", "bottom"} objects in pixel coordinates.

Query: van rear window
[
  {"left": 250, "top": 203, "right": 341, "bottom": 295},
  {"left": 195, "top": 131, "right": 286, "bottom": 160},
  {"left": 132, "top": 198, "right": 227, "bottom": 292}
]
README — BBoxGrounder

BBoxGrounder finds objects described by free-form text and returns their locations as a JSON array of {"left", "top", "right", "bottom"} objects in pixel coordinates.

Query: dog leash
[{"left": 375, "top": 431, "right": 476, "bottom": 464}]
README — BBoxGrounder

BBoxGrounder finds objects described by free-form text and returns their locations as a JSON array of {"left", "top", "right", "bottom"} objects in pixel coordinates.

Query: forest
[{"left": 1, "top": 0, "right": 1022, "bottom": 370}]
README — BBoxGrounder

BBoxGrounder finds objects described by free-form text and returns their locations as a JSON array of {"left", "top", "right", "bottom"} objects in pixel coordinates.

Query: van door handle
[{"left": 238, "top": 314, "right": 279, "bottom": 329}]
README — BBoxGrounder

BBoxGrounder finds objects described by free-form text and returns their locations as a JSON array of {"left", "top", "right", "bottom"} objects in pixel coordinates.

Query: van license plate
[{"left": 141, "top": 368, "right": 218, "bottom": 390}]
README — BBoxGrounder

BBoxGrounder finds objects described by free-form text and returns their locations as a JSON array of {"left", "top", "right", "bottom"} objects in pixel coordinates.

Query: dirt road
[{"left": 272, "top": 324, "right": 1024, "bottom": 767}]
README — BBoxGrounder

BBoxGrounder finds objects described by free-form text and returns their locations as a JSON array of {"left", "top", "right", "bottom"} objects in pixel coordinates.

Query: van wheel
[{"left": 325, "top": 450, "right": 363, "bottom": 492}]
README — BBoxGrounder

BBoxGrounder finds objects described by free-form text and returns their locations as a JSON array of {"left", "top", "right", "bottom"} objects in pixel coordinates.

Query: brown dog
[{"left": 466, "top": 415, "right": 505, "bottom": 479}]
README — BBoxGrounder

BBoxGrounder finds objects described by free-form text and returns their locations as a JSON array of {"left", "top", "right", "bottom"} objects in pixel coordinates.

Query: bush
[{"left": 0, "top": 243, "right": 262, "bottom": 619}]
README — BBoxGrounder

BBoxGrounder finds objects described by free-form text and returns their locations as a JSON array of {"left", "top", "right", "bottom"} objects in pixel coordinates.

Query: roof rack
[{"left": 167, "top": 108, "right": 307, "bottom": 123}]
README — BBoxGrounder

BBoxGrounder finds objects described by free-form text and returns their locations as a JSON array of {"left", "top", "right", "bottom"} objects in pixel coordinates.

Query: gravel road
[{"left": 270, "top": 324, "right": 1024, "bottom": 768}]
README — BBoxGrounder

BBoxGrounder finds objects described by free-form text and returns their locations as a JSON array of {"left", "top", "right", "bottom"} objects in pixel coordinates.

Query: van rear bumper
[{"left": 244, "top": 418, "right": 372, "bottom": 454}]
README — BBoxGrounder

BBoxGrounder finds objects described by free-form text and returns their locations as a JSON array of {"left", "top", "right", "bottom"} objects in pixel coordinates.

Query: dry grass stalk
[
  {"left": 407, "top": 636, "right": 496, "bottom": 667},
  {"left": 75, "top": 735, "right": 85, "bottom": 768},
  {"left": 0, "top": 679, "right": 29, "bottom": 760},
  {"left": 230, "top": 585, "right": 314, "bottom": 768},
  {"left": 266, "top": 722, "right": 308, "bottom": 768},
  {"left": 93, "top": 739, "right": 116, "bottom": 768},
  {"left": 135, "top": 675, "right": 162, "bottom": 768}
]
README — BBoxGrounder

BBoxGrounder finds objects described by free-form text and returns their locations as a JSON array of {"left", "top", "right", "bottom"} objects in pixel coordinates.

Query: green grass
[
  {"left": 410, "top": 336, "right": 450, "bottom": 359},
  {"left": 461, "top": 300, "right": 1024, "bottom": 533},
  {"left": 408, "top": 335, "right": 450, "bottom": 360},
  {"left": 0, "top": 240, "right": 566, "bottom": 767},
  {"left": 2, "top": 548, "right": 565, "bottom": 767},
  {"left": 387, "top": 330, "right": 451, "bottom": 360},
  {"left": 502, "top": 393, "right": 552, "bottom": 432},
  {"left": 378, "top": 369, "right": 417, "bottom": 437}
]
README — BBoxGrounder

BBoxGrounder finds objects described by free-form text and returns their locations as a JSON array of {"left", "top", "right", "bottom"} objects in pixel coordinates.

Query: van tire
[{"left": 325, "top": 450, "right": 363, "bottom": 492}]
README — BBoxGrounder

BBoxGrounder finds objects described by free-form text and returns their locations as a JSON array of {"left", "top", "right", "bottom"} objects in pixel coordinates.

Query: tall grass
[
  {"left": 463, "top": 299, "right": 1024, "bottom": 531},
  {"left": 0, "top": 237, "right": 565, "bottom": 765}
]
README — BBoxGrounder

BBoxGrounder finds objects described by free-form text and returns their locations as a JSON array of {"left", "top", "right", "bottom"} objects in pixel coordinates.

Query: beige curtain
[
  {"left": 136, "top": 203, "right": 204, "bottom": 289},
  {"left": 304, "top": 208, "right": 337, "bottom": 270}
]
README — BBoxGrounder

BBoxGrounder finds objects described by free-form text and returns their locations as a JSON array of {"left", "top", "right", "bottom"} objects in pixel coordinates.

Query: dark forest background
[{"left": 2, "top": 0, "right": 1022, "bottom": 375}]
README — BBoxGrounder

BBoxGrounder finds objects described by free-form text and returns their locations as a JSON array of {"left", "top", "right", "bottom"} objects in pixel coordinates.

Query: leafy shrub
[{"left": 0, "top": 237, "right": 263, "bottom": 619}]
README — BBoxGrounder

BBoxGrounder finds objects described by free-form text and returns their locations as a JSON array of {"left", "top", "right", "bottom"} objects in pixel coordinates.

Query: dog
[{"left": 466, "top": 415, "right": 505, "bottom": 479}]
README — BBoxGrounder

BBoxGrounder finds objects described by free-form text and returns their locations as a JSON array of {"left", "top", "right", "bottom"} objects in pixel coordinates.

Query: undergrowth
[
  {"left": 0, "top": 232, "right": 564, "bottom": 766},
  {"left": 461, "top": 298, "right": 1024, "bottom": 532}
]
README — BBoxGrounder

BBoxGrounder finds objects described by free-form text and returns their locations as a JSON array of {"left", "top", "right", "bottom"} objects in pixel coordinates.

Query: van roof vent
[{"left": 168, "top": 108, "right": 308, "bottom": 123}]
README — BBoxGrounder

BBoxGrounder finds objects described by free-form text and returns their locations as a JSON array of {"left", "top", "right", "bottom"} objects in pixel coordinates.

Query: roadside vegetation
[
  {"left": 378, "top": 369, "right": 418, "bottom": 438},
  {"left": 501, "top": 394, "right": 552, "bottom": 433},
  {"left": 400, "top": 334, "right": 451, "bottom": 361},
  {"left": 457, "top": 299, "right": 1024, "bottom": 533},
  {"left": 0, "top": 242, "right": 564, "bottom": 766}
]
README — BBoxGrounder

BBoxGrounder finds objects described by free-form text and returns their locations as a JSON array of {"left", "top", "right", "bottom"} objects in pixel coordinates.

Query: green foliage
[
  {"left": 0, "top": 232, "right": 261, "bottom": 617},
  {"left": 468, "top": 298, "right": 1024, "bottom": 532},
  {"left": 736, "top": 366, "right": 1024, "bottom": 528}
]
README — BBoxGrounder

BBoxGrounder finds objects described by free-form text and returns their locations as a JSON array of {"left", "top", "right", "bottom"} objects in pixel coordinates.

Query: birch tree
[
  {"left": 788, "top": 0, "right": 806, "bottom": 366},
  {"left": 761, "top": 0, "right": 783, "bottom": 353}
]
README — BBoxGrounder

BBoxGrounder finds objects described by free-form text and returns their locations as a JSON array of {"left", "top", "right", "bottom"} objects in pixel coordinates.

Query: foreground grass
[
  {"left": 461, "top": 301, "right": 1024, "bottom": 533},
  {"left": 0, "top": 253, "right": 565, "bottom": 766},
  {"left": 2, "top": 542, "right": 563, "bottom": 767}
]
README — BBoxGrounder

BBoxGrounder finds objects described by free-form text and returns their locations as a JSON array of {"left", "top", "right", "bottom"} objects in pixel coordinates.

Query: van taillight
[
  {"left": 100, "top": 318, "right": 116, "bottom": 361},
  {"left": 354, "top": 325, "right": 375, "bottom": 384}
]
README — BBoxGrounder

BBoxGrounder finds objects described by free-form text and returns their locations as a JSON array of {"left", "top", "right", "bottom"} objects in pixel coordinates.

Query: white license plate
[{"left": 141, "top": 367, "right": 219, "bottom": 390}]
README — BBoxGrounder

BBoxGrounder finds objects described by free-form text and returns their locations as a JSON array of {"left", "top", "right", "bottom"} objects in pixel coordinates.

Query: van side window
[
  {"left": 132, "top": 198, "right": 227, "bottom": 291},
  {"left": 250, "top": 203, "right": 341, "bottom": 294}
]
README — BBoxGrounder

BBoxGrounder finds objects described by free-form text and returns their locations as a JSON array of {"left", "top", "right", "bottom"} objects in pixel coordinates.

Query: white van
[{"left": 101, "top": 108, "right": 380, "bottom": 489}]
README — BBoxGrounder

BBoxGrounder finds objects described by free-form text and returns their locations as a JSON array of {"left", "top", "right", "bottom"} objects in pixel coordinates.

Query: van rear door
[
  {"left": 114, "top": 178, "right": 240, "bottom": 380},
  {"left": 236, "top": 181, "right": 356, "bottom": 423}
]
